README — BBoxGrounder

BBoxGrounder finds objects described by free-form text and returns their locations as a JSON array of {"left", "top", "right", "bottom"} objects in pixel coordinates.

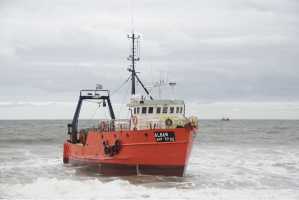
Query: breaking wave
[
  {"left": 1, "top": 120, "right": 299, "bottom": 199},
  {"left": 1, "top": 177, "right": 298, "bottom": 200}
]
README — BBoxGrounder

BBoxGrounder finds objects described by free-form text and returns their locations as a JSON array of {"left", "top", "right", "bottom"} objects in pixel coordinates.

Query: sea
[{"left": 0, "top": 120, "right": 298, "bottom": 200}]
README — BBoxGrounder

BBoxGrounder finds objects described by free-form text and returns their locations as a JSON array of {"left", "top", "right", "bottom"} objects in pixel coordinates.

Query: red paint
[{"left": 63, "top": 127, "right": 197, "bottom": 176}]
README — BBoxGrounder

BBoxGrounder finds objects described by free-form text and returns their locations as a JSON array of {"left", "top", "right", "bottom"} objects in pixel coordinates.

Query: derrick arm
[
  {"left": 69, "top": 96, "right": 83, "bottom": 143},
  {"left": 67, "top": 89, "right": 115, "bottom": 143},
  {"left": 106, "top": 97, "right": 115, "bottom": 119}
]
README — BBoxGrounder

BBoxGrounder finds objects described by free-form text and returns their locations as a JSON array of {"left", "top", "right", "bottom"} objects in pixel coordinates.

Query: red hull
[{"left": 63, "top": 127, "right": 196, "bottom": 176}]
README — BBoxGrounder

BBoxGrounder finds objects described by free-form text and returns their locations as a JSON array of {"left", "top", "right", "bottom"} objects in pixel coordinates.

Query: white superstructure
[{"left": 127, "top": 96, "right": 188, "bottom": 130}]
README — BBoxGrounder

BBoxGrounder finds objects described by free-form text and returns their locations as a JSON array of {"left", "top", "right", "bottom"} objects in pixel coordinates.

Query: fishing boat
[
  {"left": 63, "top": 33, "right": 199, "bottom": 176},
  {"left": 221, "top": 117, "right": 230, "bottom": 121}
]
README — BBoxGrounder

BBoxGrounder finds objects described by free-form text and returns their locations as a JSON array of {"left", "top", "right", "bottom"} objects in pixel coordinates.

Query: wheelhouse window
[
  {"left": 134, "top": 107, "right": 136, "bottom": 114},
  {"left": 170, "top": 107, "right": 174, "bottom": 113},
  {"left": 162, "top": 106, "right": 168, "bottom": 114},
  {"left": 156, "top": 107, "right": 161, "bottom": 114},
  {"left": 180, "top": 107, "right": 183, "bottom": 113},
  {"left": 148, "top": 107, "right": 153, "bottom": 114},
  {"left": 176, "top": 107, "right": 180, "bottom": 113},
  {"left": 137, "top": 107, "right": 140, "bottom": 114},
  {"left": 142, "top": 107, "right": 147, "bottom": 114}
]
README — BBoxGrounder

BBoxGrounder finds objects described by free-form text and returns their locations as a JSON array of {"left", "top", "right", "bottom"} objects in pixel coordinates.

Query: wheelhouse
[{"left": 129, "top": 99, "right": 185, "bottom": 116}]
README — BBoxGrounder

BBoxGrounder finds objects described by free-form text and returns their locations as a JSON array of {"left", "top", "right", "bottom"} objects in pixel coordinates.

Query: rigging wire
[
  {"left": 90, "top": 105, "right": 100, "bottom": 120},
  {"left": 103, "top": 102, "right": 108, "bottom": 119},
  {"left": 119, "top": 79, "right": 131, "bottom": 118},
  {"left": 110, "top": 75, "right": 131, "bottom": 96}
]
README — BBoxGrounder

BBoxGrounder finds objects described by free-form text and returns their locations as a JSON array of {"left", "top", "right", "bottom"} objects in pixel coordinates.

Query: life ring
[
  {"left": 132, "top": 116, "right": 138, "bottom": 125},
  {"left": 165, "top": 118, "right": 173, "bottom": 127}
]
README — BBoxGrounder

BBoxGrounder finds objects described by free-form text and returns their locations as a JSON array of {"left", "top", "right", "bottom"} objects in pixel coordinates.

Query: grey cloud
[{"left": 0, "top": 0, "right": 298, "bottom": 105}]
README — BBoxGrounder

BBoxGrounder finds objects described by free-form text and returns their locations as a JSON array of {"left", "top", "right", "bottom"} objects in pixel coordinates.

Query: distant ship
[
  {"left": 221, "top": 117, "right": 230, "bottom": 121},
  {"left": 63, "top": 33, "right": 199, "bottom": 176}
]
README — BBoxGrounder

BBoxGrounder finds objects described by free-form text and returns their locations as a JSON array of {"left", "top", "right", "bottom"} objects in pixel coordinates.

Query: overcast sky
[{"left": 0, "top": 0, "right": 299, "bottom": 119}]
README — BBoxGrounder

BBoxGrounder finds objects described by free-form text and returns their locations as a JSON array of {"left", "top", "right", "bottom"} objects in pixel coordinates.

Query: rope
[
  {"left": 90, "top": 106, "right": 100, "bottom": 120},
  {"left": 85, "top": 74, "right": 130, "bottom": 121},
  {"left": 111, "top": 75, "right": 131, "bottom": 96},
  {"left": 119, "top": 81, "right": 131, "bottom": 117}
]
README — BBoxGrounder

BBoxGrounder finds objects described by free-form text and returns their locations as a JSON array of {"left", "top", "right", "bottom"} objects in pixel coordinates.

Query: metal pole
[{"left": 131, "top": 33, "right": 136, "bottom": 95}]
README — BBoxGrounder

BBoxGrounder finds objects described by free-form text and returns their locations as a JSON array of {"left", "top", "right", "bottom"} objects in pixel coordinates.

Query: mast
[
  {"left": 127, "top": 33, "right": 154, "bottom": 100},
  {"left": 127, "top": 33, "right": 140, "bottom": 95}
]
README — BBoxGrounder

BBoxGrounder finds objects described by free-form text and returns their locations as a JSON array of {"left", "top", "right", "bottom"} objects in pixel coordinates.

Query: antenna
[
  {"left": 127, "top": 33, "right": 140, "bottom": 95},
  {"left": 129, "top": 0, "right": 135, "bottom": 33},
  {"left": 169, "top": 82, "right": 177, "bottom": 99},
  {"left": 127, "top": 33, "right": 153, "bottom": 100},
  {"left": 152, "top": 78, "right": 177, "bottom": 99},
  {"left": 126, "top": 1, "right": 153, "bottom": 100},
  {"left": 153, "top": 80, "right": 165, "bottom": 99}
]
